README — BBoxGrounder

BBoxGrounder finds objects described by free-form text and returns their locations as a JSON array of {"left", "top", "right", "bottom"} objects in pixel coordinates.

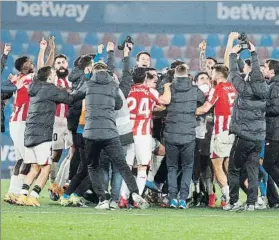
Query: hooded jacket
[
  {"left": 24, "top": 79, "right": 83, "bottom": 147},
  {"left": 80, "top": 71, "right": 123, "bottom": 141},
  {"left": 164, "top": 77, "right": 205, "bottom": 145},
  {"left": 266, "top": 74, "right": 279, "bottom": 142}
]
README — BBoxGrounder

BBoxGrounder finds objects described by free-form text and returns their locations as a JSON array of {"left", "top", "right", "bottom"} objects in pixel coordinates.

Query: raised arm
[
  {"left": 45, "top": 36, "right": 55, "bottom": 67},
  {"left": 158, "top": 83, "right": 171, "bottom": 105},
  {"left": 1, "top": 44, "right": 11, "bottom": 74},
  {"left": 106, "top": 42, "right": 115, "bottom": 74},
  {"left": 37, "top": 37, "right": 48, "bottom": 70},
  {"left": 224, "top": 32, "right": 239, "bottom": 69},
  {"left": 199, "top": 41, "right": 207, "bottom": 72}
]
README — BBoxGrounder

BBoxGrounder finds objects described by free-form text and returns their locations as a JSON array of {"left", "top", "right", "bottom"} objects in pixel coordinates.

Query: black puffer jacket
[
  {"left": 164, "top": 77, "right": 205, "bottom": 145},
  {"left": 80, "top": 71, "right": 123, "bottom": 141},
  {"left": 266, "top": 75, "right": 279, "bottom": 142},
  {"left": 229, "top": 52, "right": 268, "bottom": 141},
  {"left": 24, "top": 79, "right": 83, "bottom": 147}
]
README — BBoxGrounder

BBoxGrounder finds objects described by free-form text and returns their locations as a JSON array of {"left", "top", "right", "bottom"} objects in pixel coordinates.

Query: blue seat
[
  {"left": 61, "top": 44, "right": 75, "bottom": 59},
  {"left": 1, "top": 30, "right": 12, "bottom": 43},
  {"left": 240, "top": 50, "right": 251, "bottom": 59},
  {"left": 6, "top": 55, "right": 14, "bottom": 69},
  {"left": 156, "top": 58, "right": 169, "bottom": 69},
  {"left": 205, "top": 47, "right": 216, "bottom": 58},
  {"left": 207, "top": 34, "right": 220, "bottom": 47},
  {"left": 11, "top": 43, "right": 25, "bottom": 55},
  {"left": 14, "top": 30, "right": 29, "bottom": 44},
  {"left": 260, "top": 35, "right": 273, "bottom": 47},
  {"left": 223, "top": 35, "right": 238, "bottom": 46},
  {"left": 50, "top": 31, "right": 64, "bottom": 45},
  {"left": 84, "top": 33, "right": 98, "bottom": 45},
  {"left": 26, "top": 43, "right": 40, "bottom": 56},
  {"left": 271, "top": 49, "right": 279, "bottom": 59},
  {"left": 171, "top": 34, "right": 186, "bottom": 47},
  {"left": 131, "top": 45, "right": 145, "bottom": 58},
  {"left": 150, "top": 46, "right": 164, "bottom": 59}
]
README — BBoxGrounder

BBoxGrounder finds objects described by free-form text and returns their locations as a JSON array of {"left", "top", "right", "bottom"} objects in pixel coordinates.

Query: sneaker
[
  {"left": 70, "top": 194, "right": 82, "bottom": 206},
  {"left": 255, "top": 197, "right": 267, "bottom": 210},
  {"left": 244, "top": 204, "right": 255, "bottom": 211},
  {"left": 208, "top": 193, "right": 216, "bottom": 208},
  {"left": 220, "top": 194, "right": 227, "bottom": 208},
  {"left": 169, "top": 199, "right": 178, "bottom": 208},
  {"left": 133, "top": 201, "right": 139, "bottom": 209},
  {"left": 178, "top": 200, "right": 187, "bottom": 209},
  {"left": 60, "top": 196, "right": 71, "bottom": 206},
  {"left": 15, "top": 194, "right": 28, "bottom": 206},
  {"left": 118, "top": 197, "right": 129, "bottom": 208},
  {"left": 223, "top": 200, "right": 242, "bottom": 211},
  {"left": 132, "top": 193, "right": 149, "bottom": 209},
  {"left": 145, "top": 181, "right": 161, "bottom": 193},
  {"left": 109, "top": 200, "right": 119, "bottom": 209},
  {"left": 95, "top": 200, "right": 110, "bottom": 210},
  {"left": 26, "top": 196, "right": 40, "bottom": 207},
  {"left": 4, "top": 193, "right": 17, "bottom": 204}
]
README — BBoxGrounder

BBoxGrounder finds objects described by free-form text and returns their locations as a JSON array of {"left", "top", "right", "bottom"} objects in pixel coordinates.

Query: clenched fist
[
  {"left": 228, "top": 32, "right": 240, "bottom": 41},
  {"left": 40, "top": 37, "right": 47, "bottom": 51},
  {"left": 106, "top": 42, "right": 115, "bottom": 52},
  {"left": 4, "top": 43, "right": 11, "bottom": 55},
  {"left": 199, "top": 41, "right": 207, "bottom": 51}
]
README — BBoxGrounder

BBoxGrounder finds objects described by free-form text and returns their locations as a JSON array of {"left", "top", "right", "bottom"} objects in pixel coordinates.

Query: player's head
[
  {"left": 136, "top": 51, "right": 151, "bottom": 68},
  {"left": 14, "top": 56, "right": 35, "bottom": 74},
  {"left": 93, "top": 61, "right": 108, "bottom": 73},
  {"left": 54, "top": 54, "right": 69, "bottom": 78},
  {"left": 206, "top": 57, "right": 217, "bottom": 76},
  {"left": 132, "top": 67, "right": 147, "bottom": 84},
  {"left": 78, "top": 55, "right": 94, "bottom": 79},
  {"left": 264, "top": 59, "right": 279, "bottom": 79},
  {"left": 194, "top": 72, "right": 211, "bottom": 94},
  {"left": 145, "top": 68, "right": 158, "bottom": 89},
  {"left": 36, "top": 66, "right": 54, "bottom": 83},
  {"left": 211, "top": 64, "right": 228, "bottom": 84},
  {"left": 243, "top": 59, "right": 252, "bottom": 74},
  {"left": 174, "top": 64, "right": 189, "bottom": 78}
]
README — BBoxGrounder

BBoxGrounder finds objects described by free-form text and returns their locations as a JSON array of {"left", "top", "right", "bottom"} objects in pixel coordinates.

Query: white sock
[
  {"left": 15, "top": 174, "right": 25, "bottom": 195},
  {"left": 20, "top": 189, "right": 29, "bottom": 196},
  {"left": 8, "top": 175, "right": 18, "bottom": 194},
  {"left": 30, "top": 190, "right": 39, "bottom": 198},
  {"left": 222, "top": 185, "right": 230, "bottom": 201},
  {"left": 205, "top": 178, "right": 214, "bottom": 195},
  {"left": 120, "top": 181, "right": 130, "bottom": 200},
  {"left": 58, "top": 160, "right": 70, "bottom": 187},
  {"left": 194, "top": 181, "right": 200, "bottom": 193},
  {"left": 136, "top": 169, "right": 147, "bottom": 196},
  {"left": 55, "top": 158, "right": 67, "bottom": 184},
  {"left": 50, "top": 162, "right": 59, "bottom": 183},
  {"left": 147, "top": 155, "right": 164, "bottom": 182}
]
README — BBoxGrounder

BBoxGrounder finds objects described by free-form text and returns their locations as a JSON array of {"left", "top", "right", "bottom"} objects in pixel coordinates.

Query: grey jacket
[
  {"left": 266, "top": 75, "right": 279, "bottom": 142},
  {"left": 24, "top": 79, "right": 83, "bottom": 147},
  {"left": 164, "top": 77, "right": 205, "bottom": 145},
  {"left": 81, "top": 71, "right": 123, "bottom": 141},
  {"left": 229, "top": 52, "right": 268, "bottom": 141}
]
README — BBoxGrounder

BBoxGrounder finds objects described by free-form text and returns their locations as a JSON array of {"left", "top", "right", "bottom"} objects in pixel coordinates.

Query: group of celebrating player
[{"left": 2, "top": 31, "right": 279, "bottom": 211}]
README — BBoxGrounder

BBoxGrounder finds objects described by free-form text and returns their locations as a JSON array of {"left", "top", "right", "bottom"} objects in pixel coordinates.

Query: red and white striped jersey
[
  {"left": 10, "top": 73, "right": 33, "bottom": 122},
  {"left": 54, "top": 77, "right": 70, "bottom": 118},
  {"left": 127, "top": 85, "right": 159, "bottom": 136},
  {"left": 207, "top": 81, "right": 237, "bottom": 135}
]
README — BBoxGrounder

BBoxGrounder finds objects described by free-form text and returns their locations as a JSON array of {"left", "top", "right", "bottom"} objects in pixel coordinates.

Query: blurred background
[{"left": 1, "top": 1, "right": 279, "bottom": 177}]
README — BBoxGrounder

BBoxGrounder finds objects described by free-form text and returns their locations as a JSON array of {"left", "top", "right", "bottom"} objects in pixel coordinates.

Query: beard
[{"left": 56, "top": 68, "right": 69, "bottom": 79}]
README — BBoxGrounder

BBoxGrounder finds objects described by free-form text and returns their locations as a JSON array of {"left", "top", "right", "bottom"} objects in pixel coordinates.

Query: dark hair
[
  {"left": 132, "top": 67, "right": 147, "bottom": 84},
  {"left": 54, "top": 54, "right": 67, "bottom": 62},
  {"left": 37, "top": 66, "right": 52, "bottom": 82},
  {"left": 14, "top": 56, "right": 29, "bottom": 71},
  {"left": 136, "top": 51, "right": 151, "bottom": 61},
  {"left": 170, "top": 59, "right": 184, "bottom": 69},
  {"left": 94, "top": 62, "right": 108, "bottom": 71},
  {"left": 212, "top": 64, "right": 229, "bottom": 79},
  {"left": 78, "top": 55, "right": 92, "bottom": 70},
  {"left": 74, "top": 56, "right": 82, "bottom": 67},
  {"left": 175, "top": 64, "right": 188, "bottom": 75},
  {"left": 244, "top": 59, "right": 251, "bottom": 67},
  {"left": 268, "top": 59, "right": 279, "bottom": 75},
  {"left": 194, "top": 72, "right": 210, "bottom": 82},
  {"left": 206, "top": 57, "right": 218, "bottom": 64}
]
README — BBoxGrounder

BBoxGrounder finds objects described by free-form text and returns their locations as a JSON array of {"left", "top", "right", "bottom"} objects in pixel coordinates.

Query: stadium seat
[
  {"left": 258, "top": 47, "right": 269, "bottom": 59},
  {"left": 61, "top": 44, "right": 75, "bottom": 59},
  {"left": 189, "top": 58, "right": 200, "bottom": 71},
  {"left": 14, "top": 30, "right": 29, "bottom": 44},
  {"left": 66, "top": 32, "right": 81, "bottom": 45},
  {"left": 189, "top": 35, "right": 203, "bottom": 47},
  {"left": 102, "top": 33, "right": 116, "bottom": 45},
  {"left": 79, "top": 44, "right": 94, "bottom": 56},
  {"left": 131, "top": 45, "right": 146, "bottom": 58},
  {"left": 1, "top": 30, "right": 12, "bottom": 43},
  {"left": 205, "top": 47, "right": 216, "bottom": 58},
  {"left": 274, "top": 36, "right": 279, "bottom": 47},
  {"left": 206, "top": 34, "right": 220, "bottom": 47},
  {"left": 6, "top": 55, "right": 14, "bottom": 69},
  {"left": 166, "top": 46, "right": 182, "bottom": 59},
  {"left": 185, "top": 46, "right": 199, "bottom": 59},
  {"left": 135, "top": 33, "right": 151, "bottom": 47},
  {"left": 26, "top": 43, "right": 40, "bottom": 56},
  {"left": 11, "top": 43, "right": 24, "bottom": 55},
  {"left": 31, "top": 31, "right": 44, "bottom": 43},
  {"left": 260, "top": 35, "right": 273, "bottom": 47},
  {"left": 50, "top": 31, "right": 64, "bottom": 45},
  {"left": 84, "top": 33, "right": 99, "bottom": 45},
  {"left": 156, "top": 58, "right": 169, "bottom": 70},
  {"left": 150, "top": 46, "right": 165, "bottom": 59},
  {"left": 171, "top": 34, "right": 186, "bottom": 47},
  {"left": 240, "top": 50, "right": 251, "bottom": 59},
  {"left": 154, "top": 34, "right": 169, "bottom": 47},
  {"left": 271, "top": 49, "right": 279, "bottom": 59}
]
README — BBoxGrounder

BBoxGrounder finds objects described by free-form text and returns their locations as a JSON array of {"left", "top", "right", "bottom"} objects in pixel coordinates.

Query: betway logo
[
  {"left": 217, "top": 2, "right": 279, "bottom": 25},
  {"left": 16, "top": 1, "right": 89, "bottom": 23}
]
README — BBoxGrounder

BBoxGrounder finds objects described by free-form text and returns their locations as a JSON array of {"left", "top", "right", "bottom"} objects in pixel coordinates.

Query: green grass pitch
[{"left": 1, "top": 179, "right": 279, "bottom": 240}]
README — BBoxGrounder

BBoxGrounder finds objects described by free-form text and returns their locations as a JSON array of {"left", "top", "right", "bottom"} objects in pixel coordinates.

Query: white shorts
[
  {"left": 210, "top": 131, "right": 235, "bottom": 159},
  {"left": 134, "top": 135, "right": 153, "bottom": 166},
  {"left": 9, "top": 121, "right": 26, "bottom": 160},
  {"left": 24, "top": 141, "right": 52, "bottom": 165},
  {"left": 152, "top": 138, "right": 161, "bottom": 152},
  {"left": 52, "top": 117, "right": 73, "bottom": 150}
]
